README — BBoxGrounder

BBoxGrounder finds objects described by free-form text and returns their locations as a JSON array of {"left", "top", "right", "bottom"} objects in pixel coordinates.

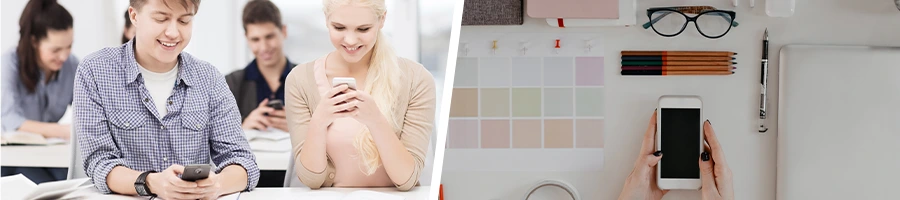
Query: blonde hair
[{"left": 323, "top": 0, "right": 401, "bottom": 175}]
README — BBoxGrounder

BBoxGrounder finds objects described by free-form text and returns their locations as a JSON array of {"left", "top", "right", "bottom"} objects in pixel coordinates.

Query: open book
[
  {"left": 0, "top": 131, "right": 66, "bottom": 146},
  {"left": 1, "top": 106, "right": 71, "bottom": 146},
  {"left": 0, "top": 174, "right": 91, "bottom": 200}
]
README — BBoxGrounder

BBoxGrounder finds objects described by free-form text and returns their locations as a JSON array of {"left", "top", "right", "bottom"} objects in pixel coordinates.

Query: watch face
[{"left": 135, "top": 184, "right": 148, "bottom": 196}]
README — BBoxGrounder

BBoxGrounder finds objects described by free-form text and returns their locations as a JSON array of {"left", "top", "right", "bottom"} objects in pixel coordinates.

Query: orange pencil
[{"left": 621, "top": 51, "right": 737, "bottom": 57}]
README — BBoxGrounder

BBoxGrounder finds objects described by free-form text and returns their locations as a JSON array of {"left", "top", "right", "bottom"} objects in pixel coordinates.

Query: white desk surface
[
  {"left": 62, "top": 185, "right": 430, "bottom": 199},
  {"left": 1, "top": 144, "right": 289, "bottom": 171},
  {"left": 441, "top": 0, "right": 900, "bottom": 199}
]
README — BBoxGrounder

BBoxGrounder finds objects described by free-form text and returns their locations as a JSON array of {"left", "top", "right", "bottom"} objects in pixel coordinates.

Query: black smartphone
[
  {"left": 267, "top": 99, "right": 284, "bottom": 110},
  {"left": 181, "top": 164, "right": 211, "bottom": 182}
]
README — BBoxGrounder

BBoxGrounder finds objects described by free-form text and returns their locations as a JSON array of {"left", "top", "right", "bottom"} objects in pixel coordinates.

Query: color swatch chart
[{"left": 448, "top": 56, "right": 605, "bottom": 149}]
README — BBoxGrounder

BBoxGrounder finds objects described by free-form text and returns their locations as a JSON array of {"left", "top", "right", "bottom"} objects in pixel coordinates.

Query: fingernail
[
  {"left": 701, "top": 152, "right": 710, "bottom": 161},
  {"left": 706, "top": 119, "right": 711, "bottom": 125},
  {"left": 653, "top": 151, "right": 662, "bottom": 157}
]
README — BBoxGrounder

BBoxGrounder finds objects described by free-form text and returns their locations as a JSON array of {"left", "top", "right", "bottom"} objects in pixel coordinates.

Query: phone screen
[{"left": 660, "top": 108, "right": 701, "bottom": 179}]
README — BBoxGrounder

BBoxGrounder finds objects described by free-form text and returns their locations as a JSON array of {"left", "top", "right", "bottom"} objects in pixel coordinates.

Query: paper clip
[
  {"left": 553, "top": 39, "right": 561, "bottom": 54},
  {"left": 492, "top": 40, "right": 498, "bottom": 55},
  {"left": 520, "top": 41, "right": 530, "bottom": 55}
]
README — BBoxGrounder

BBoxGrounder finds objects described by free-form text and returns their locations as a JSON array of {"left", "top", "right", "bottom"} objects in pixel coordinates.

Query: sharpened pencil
[
  {"left": 621, "top": 70, "right": 735, "bottom": 76},
  {"left": 622, "top": 61, "right": 737, "bottom": 66},
  {"left": 621, "top": 56, "right": 735, "bottom": 61},
  {"left": 621, "top": 66, "right": 736, "bottom": 71},
  {"left": 621, "top": 51, "right": 737, "bottom": 57}
]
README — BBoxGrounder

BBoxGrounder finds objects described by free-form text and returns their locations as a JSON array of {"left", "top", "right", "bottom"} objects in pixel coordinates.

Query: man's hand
[
  {"left": 197, "top": 171, "right": 223, "bottom": 200},
  {"left": 146, "top": 164, "right": 203, "bottom": 200},
  {"left": 242, "top": 99, "right": 275, "bottom": 130}
]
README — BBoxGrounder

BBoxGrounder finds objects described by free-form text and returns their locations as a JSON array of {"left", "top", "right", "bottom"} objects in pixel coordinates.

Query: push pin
[
  {"left": 553, "top": 39, "right": 561, "bottom": 54},
  {"left": 492, "top": 40, "right": 498, "bottom": 55},
  {"left": 520, "top": 41, "right": 530, "bottom": 55},
  {"left": 461, "top": 42, "right": 469, "bottom": 56},
  {"left": 584, "top": 39, "right": 593, "bottom": 53}
]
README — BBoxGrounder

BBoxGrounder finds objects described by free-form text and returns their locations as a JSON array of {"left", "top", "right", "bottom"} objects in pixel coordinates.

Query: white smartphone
[
  {"left": 332, "top": 77, "right": 357, "bottom": 90},
  {"left": 656, "top": 95, "right": 704, "bottom": 190}
]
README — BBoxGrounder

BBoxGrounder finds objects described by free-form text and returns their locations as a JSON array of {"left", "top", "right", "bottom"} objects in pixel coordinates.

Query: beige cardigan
[{"left": 285, "top": 56, "right": 436, "bottom": 191}]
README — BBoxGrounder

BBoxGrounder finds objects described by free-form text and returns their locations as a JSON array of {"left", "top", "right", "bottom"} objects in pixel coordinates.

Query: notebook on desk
[
  {"left": 777, "top": 45, "right": 900, "bottom": 199},
  {"left": 527, "top": 0, "right": 619, "bottom": 19}
]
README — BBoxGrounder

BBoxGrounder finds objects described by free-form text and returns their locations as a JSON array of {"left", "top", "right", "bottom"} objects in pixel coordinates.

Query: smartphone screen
[{"left": 660, "top": 108, "right": 701, "bottom": 179}]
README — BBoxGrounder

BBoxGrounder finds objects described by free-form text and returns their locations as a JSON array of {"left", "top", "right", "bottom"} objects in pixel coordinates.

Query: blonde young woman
[{"left": 285, "top": 0, "right": 436, "bottom": 191}]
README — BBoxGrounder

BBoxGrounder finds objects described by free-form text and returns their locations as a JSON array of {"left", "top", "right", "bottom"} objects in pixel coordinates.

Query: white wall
[{"left": 2, "top": 0, "right": 118, "bottom": 61}]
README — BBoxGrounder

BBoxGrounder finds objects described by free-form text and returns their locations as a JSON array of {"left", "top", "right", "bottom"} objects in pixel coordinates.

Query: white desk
[
  {"left": 1, "top": 145, "right": 289, "bottom": 171},
  {"left": 62, "top": 185, "right": 430, "bottom": 199},
  {"left": 441, "top": 0, "right": 900, "bottom": 199}
]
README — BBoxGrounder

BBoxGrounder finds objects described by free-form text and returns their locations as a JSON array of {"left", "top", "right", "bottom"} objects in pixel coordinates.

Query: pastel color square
[
  {"left": 543, "top": 57, "right": 574, "bottom": 86},
  {"left": 511, "top": 58, "right": 542, "bottom": 87},
  {"left": 576, "top": 119, "right": 604, "bottom": 148},
  {"left": 478, "top": 58, "right": 511, "bottom": 87},
  {"left": 544, "top": 119, "right": 574, "bottom": 148},
  {"left": 480, "top": 120, "right": 510, "bottom": 148},
  {"left": 512, "top": 120, "right": 542, "bottom": 148},
  {"left": 511, "top": 88, "right": 541, "bottom": 117},
  {"left": 454, "top": 57, "right": 479, "bottom": 87},
  {"left": 448, "top": 119, "right": 478, "bottom": 148},
  {"left": 450, "top": 89, "right": 478, "bottom": 117},
  {"left": 544, "top": 88, "right": 573, "bottom": 117},
  {"left": 576, "top": 88, "right": 604, "bottom": 117},
  {"left": 576, "top": 57, "right": 604, "bottom": 86},
  {"left": 480, "top": 89, "right": 510, "bottom": 117}
]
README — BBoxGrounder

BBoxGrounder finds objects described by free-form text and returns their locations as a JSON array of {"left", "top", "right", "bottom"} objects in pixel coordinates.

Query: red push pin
[{"left": 553, "top": 39, "right": 561, "bottom": 54}]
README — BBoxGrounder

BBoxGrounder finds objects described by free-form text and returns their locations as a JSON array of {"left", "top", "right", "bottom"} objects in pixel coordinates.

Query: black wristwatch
[{"left": 135, "top": 171, "right": 156, "bottom": 196}]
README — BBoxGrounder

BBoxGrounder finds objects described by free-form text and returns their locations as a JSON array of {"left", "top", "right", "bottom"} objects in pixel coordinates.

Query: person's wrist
[{"left": 144, "top": 173, "right": 158, "bottom": 195}]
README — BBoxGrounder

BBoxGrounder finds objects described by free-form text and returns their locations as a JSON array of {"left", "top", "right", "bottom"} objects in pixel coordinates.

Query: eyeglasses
[{"left": 642, "top": 6, "right": 739, "bottom": 39}]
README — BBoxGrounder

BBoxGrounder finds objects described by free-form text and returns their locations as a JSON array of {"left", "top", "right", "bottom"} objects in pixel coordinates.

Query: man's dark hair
[{"left": 242, "top": 0, "right": 284, "bottom": 32}]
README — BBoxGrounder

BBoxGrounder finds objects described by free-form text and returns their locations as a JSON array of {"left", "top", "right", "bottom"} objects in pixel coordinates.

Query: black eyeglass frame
[{"left": 643, "top": 7, "right": 739, "bottom": 39}]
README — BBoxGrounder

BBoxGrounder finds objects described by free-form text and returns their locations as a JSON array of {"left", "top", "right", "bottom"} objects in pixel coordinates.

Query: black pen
[{"left": 758, "top": 29, "right": 769, "bottom": 133}]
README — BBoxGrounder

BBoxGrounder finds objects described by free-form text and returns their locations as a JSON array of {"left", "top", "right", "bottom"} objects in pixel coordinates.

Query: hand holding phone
[
  {"left": 181, "top": 164, "right": 212, "bottom": 182},
  {"left": 656, "top": 95, "right": 703, "bottom": 190},
  {"left": 331, "top": 77, "right": 358, "bottom": 111},
  {"left": 266, "top": 99, "right": 284, "bottom": 110}
]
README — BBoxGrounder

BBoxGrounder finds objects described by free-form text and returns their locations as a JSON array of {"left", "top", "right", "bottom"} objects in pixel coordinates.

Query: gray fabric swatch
[{"left": 463, "top": 0, "right": 524, "bottom": 25}]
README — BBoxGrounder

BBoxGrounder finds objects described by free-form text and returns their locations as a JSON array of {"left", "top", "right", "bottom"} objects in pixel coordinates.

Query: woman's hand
[
  {"left": 699, "top": 120, "right": 734, "bottom": 200},
  {"left": 311, "top": 84, "right": 359, "bottom": 127},
  {"left": 618, "top": 110, "right": 668, "bottom": 200},
  {"left": 349, "top": 90, "right": 389, "bottom": 127}
]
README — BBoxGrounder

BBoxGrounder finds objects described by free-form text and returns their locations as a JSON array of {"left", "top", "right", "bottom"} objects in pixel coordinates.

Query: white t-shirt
[{"left": 138, "top": 64, "right": 179, "bottom": 117}]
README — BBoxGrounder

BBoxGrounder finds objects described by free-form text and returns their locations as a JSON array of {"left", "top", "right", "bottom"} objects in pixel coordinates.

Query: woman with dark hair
[
  {"left": 122, "top": 10, "right": 135, "bottom": 43},
  {"left": 0, "top": 0, "right": 78, "bottom": 183}
]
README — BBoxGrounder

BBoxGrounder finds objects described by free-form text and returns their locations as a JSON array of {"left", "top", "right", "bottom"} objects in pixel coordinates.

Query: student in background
[
  {"left": 75, "top": 0, "right": 259, "bottom": 199},
  {"left": 226, "top": 0, "right": 293, "bottom": 132},
  {"left": 286, "top": 0, "right": 436, "bottom": 191},
  {"left": 0, "top": 0, "right": 77, "bottom": 184},
  {"left": 122, "top": 10, "right": 136, "bottom": 43}
]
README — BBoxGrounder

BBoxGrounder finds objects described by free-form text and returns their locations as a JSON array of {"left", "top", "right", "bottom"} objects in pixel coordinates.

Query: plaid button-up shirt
[{"left": 74, "top": 41, "right": 259, "bottom": 193}]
